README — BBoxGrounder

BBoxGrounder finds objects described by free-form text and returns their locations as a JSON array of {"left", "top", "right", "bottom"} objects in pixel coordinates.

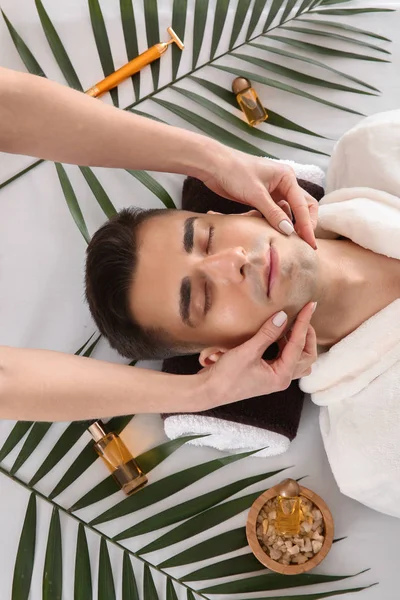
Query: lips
[
  {"left": 264, "top": 246, "right": 271, "bottom": 297},
  {"left": 265, "top": 244, "right": 278, "bottom": 298}
]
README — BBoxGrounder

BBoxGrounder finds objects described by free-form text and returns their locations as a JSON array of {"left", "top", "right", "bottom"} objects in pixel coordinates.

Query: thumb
[
  {"left": 255, "top": 189, "right": 295, "bottom": 237},
  {"left": 245, "top": 310, "right": 288, "bottom": 357}
]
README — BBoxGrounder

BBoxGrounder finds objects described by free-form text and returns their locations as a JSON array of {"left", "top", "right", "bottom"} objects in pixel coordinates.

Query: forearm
[
  {"left": 0, "top": 67, "right": 217, "bottom": 179},
  {"left": 0, "top": 346, "right": 208, "bottom": 421}
]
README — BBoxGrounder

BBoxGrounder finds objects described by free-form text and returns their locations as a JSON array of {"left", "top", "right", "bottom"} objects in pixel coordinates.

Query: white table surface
[{"left": 1, "top": 1, "right": 400, "bottom": 598}]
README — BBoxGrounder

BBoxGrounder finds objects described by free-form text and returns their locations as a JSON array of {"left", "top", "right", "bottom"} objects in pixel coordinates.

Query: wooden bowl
[{"left": 246, "top": 483, "right": 334, "bottom": 575}]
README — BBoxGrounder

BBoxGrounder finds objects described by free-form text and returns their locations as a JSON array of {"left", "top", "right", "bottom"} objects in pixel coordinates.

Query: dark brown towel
[{"left": 161, "top": 176, "right": 324, "bottom": 456}]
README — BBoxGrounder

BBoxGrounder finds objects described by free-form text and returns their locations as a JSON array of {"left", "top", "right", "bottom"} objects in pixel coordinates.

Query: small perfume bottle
[
  {"left": 232, "top": 77, "right": 268, "bottom": 126},
  {"left": 275, "top": 479, "right": 301, "bottom": 536},
  {"left": 88, "top": 421, "right": 148, "bottom": 496}
]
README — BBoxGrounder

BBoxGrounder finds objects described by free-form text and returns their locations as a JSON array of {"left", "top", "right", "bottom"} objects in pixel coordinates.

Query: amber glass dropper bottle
[
  {"left": 88, "top": 420, "right": 148, "bottom": 496},
  {"left": 232, "top": 77, "right": 268, "bottom": 126}
]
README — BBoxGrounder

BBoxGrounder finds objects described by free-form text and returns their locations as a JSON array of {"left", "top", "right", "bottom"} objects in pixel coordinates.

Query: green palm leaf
[
  {"left": 126, "top": 170, "right": 176, "bottom": 209},
  {"left": 282, "top": 25, "right": 391, "bottom": 53},
  {"left": 98, "top": 539, "right": 116, "bottom": 600},
  {"left": 171, "top": 0, "right": 188, "bottom": 80},
  {"left": 297, "top": 18, "right": 391, "bottom": 41},
  {"left": 265, "top": 34, "right": 390, "bottom": 62},
  {"left": 11, "top": 493, "right": 36, "bottom": 600},
  {"left": 88, "top": 0, "right": 119, "bottom": 107},
  {"left": 153, "top": 98, "right": 274, "bottom": 156},
  {"left": 69, "top": 435, "right": 208, "bottom": 512},
  {"left": 296, "top": 0, "right": 318, "bottom": 17},
  {"left": 172, "top": 86, "right": 328, "bottom": 155},
  {"left": 250, "top": 41, "right": 380, "bottom": 92},
  {"left": 166, "top": 579, "right": 179, "bottom": 600},
  {"left": 246, "top": 0, "right": 269, "bottom": 39},
  {"left": 10, "top": 423, "right": 52, "bottom": 475},
  {"left": 144, "top": 0, "right": 160, "bottom": 90},
  {"left": 280, "top": 0, "right": 299, "bottom": 23},
  {"left": 79, "top": 167, "right": 118, "bottom": 219},
  {"left": 221, "top": 589, "right": 375, "bottom": 600},
  {"left": 192, "top": 0, "right": 209, "bottom": 69},
  {"left": 75, "top": 332, "right": 96, "bottom": 356},
  {"left": 122, "top": 552, "right": 139, "bottom": 600},
  {"left": 43, "top": 507, "right": 62, "bottom": 600},
  {"left": 230, "top": 0, "right": 252, "bottom": 48},
  {"left": 144, "top": 565, "right": 159, "bottom": 600},
  {"left": 92, "top": 448, "right": 263, "bottom": 526},
  {"left": 1, "top": 10, "right": 45, "bottom": 77},
  {"left": 119, "top": 0, "right": 140, "bottom": 100},
  {"left": 264, "top": 0, "right": 286, "bottom": 31},
  {"left": 211, "top": 0, "right": 230, "bottom": 59},
  {"left": 74, "top": 524, "right": 92, "bottom": 600},
  {"left": 114, "top": 469, "right": 284, "bottom": 540},
  {"left": 159, "top": 527, "right": 247, "bottom": 568},
  {"left": 55, "top": 163, "right": 91, "bottom": 244},
  {"left": 0, "top": 422, "right": 33, "bottom": 462},
  {"left": 182, "top": 551, "right": 264, "bottom": 581},
  {"left": 138, "top": 490, "right": 265, "bottom": 555},
  {"left": 232, "top": 52, "right": 376, "bottom": 95},
  {"left": 200, "top": 571, "right": 367, "bottom": 595},
  {"left": 35, "top": 0, "right": 83, "bottom": 91},
  {"left": 312, "top": 8, "right": 395, "bottom": 15}
]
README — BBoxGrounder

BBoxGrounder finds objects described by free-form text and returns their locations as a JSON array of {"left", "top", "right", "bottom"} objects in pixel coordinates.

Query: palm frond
[
  {"left": 98, "top": 538, "right": 117, "bottom": 600},
  {"left": 43, "top": 506, "right": 62, "bottom": 600},
  {"left": 119, "top": 0, "right": 140, "bottom": 99},
  {"left": 88, "top": 0, "right": 119, "bottom": 106},
  {"left": 74, "top": 524, "right": 92, "bottom": 600},
  {"left": 11, "top": 493, "right": 36, "bottom": 600}
]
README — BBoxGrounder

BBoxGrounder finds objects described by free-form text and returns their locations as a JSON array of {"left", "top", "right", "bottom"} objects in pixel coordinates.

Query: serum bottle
[
  {"left": 275, "top": 479, "right": 302, "bottom": 536},
  {"left": 88, "top": 421, "right": 148, "bottom": 496},
  {"left": 232, "top": 77, "right": 268, "bottom": 126}
]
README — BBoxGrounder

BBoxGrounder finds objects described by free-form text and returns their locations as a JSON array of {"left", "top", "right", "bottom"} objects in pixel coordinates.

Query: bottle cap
[
  {"left": 232, "top": 76, "right": 252, "bottom": 95},
  {"left": 88, "top": 420, "right": 107, "bottom": 443},
  {"left": 276, "top": 478, "right": 300, "bottom": 498}
]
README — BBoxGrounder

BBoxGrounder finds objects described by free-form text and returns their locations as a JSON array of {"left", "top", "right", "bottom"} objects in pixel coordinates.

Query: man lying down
[{"left": 85, "top": 110, "right": 400, "bottom": 519}]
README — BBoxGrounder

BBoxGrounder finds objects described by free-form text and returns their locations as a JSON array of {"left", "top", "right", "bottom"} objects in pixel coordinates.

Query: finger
[
  {"left": 284, "top": 182, "right": 317, "bottom": 249},
  {"left": 308, "top": 200, "right": 319, "bottom": 231},
  {"left": 244, "top": 310, "right": 289, "bottom": 357},
  {"left": 253, "top": 188, "right": 295, "bottom": 237},
  {"left": 277, "top": 200, "right": 293, "bottom": 222},
  {"left": 275, "top": 303, "right": 315, "bottom": 371},
  {"left": 303, "top": 325, "right": 317, "bottom": 358}
]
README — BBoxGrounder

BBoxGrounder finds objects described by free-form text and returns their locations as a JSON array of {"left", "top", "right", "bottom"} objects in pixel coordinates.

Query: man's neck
[{"left": 310, "top": 238, "right": 400, "bottom": 348}]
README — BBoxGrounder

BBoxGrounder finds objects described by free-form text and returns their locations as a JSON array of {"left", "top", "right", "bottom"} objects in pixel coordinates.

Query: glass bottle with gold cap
[
  {"left": 232, "top": 77, "right": 268, "bottom": 126},
  {"left": 88, "top": 420, "right": 148, "bottom": 496},
  {"left": 275, "top": 478, "right": 302, "bottom": 536}
]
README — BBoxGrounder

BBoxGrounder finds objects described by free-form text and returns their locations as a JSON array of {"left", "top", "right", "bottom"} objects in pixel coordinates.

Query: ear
[
  {"left": 199, "top": 346, "right": 227, "bottom": 367},
  {"left": 235, "top": 209, "right": 263, "bottom": 219}
]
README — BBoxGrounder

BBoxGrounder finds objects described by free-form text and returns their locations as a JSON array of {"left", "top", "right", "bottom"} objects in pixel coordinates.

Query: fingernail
[
  {"left": 314, "top": 243, "right": 318, "bottom": 251},
  {"left": 272, "top": 310, "right": 288, "bottom": 327},
  {"left": 279, "top": 220, "right": 294, "bottom": 236},
  {"left": 312, "top": 302, "right": 318, "bottom": 313}
]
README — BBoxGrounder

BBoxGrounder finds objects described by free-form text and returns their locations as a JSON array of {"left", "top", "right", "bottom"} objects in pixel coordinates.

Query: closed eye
[{"left": 206, "top": 225, "right": 215, "bottom": 254}]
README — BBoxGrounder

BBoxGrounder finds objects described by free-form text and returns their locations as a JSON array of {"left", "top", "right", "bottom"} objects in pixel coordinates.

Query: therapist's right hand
[{"left": 199, "top": 302, "right": 317, "bottom": 410}]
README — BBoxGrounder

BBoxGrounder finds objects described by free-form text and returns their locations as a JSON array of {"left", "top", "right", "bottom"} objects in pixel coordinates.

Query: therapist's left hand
[{"left": 201, "top": 147, "right": 318, "bottom": 250}]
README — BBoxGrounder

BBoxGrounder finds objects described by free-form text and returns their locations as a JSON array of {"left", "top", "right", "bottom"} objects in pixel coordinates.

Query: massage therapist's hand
[
  {"left": 199, "top": 147, "right": 318, "bottom": 250},
  {"left": 198, "top": 302, "right": 317, "bottom": 410}
]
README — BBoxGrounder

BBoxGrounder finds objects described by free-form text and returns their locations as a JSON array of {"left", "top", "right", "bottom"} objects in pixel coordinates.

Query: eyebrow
[
  {"left": 179, "top": 276, "right": 194, "bottom": 327},
  {"left": 183, "top": 216, "right": 197, "bottom": 253}
]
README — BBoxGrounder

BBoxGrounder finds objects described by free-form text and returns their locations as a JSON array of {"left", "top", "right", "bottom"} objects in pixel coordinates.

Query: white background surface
[{"left": 1, "top": 1, "right": 400, "bottom": 598}]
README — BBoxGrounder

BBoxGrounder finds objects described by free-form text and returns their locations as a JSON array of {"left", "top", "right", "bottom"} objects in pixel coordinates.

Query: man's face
[{"left": 130, "top": 210, "right": 318, "bottom": 362}]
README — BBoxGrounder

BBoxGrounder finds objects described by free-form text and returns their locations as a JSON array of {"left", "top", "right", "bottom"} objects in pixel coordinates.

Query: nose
[{"left": 201, "top": 247, "right": 247, "bottom": 284}]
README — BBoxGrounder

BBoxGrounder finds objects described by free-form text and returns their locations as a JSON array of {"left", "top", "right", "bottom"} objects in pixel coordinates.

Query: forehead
[{"left": 129, "top": 210, "right": 197, "bottom": 332}]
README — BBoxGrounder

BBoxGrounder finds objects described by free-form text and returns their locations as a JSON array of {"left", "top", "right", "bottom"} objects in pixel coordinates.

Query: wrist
[{"left": 180, "top": 133, "right": 224, "bottom": 181}]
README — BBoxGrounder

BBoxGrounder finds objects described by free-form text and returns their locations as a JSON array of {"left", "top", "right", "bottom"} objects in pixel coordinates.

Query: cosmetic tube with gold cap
[
  {"left": 232, "top": 77, "right": 268, "bottom": 126},
  {"left": 85, "top": 27, "right": 184, "bottom": 99},
  {"left": 88, "top": 420, "right": 147, "bottom": 495}
]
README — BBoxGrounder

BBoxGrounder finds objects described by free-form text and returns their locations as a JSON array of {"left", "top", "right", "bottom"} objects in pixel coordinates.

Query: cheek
[{"left": 210, "top": 293, "right": 271, "bottom": 344}]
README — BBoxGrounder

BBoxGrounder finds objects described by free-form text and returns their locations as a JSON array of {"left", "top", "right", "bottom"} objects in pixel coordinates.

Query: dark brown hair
[{"left": 85, "top": 207, "right": 197, "bottom": 360}]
